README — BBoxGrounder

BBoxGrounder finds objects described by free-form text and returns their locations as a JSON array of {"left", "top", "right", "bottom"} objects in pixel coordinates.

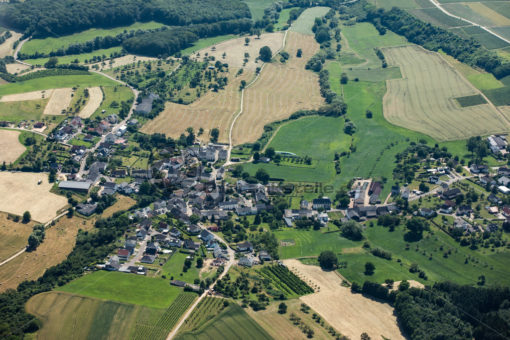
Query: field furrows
[
  {"left": 232, "top": 31, "right": 323, "bottom": 145},
  {"left": 383, "top": 45, "right": 510, "bottom": 140}
]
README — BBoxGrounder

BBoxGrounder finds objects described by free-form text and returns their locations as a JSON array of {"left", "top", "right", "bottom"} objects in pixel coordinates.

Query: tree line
[
  {"left": 123, "top": 19, "right": 252, "bottom": 57},
  {"left": 363, "top": 5, "right": 510, "bottom": 79},
  {"left": 0, "top": 0, "right": 251, "bottom": 38}
]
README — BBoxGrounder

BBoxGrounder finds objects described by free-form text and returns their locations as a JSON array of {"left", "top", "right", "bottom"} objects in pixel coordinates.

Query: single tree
[
  {"left": 278, "top": 302, "right": 287, "bottom": 314},
  {"left": 210, "top": 128, "right": 219, "bottom": 143},
  {"left": 259, "top": 46, "right": 272, "bottom": 62},
  {"left": 318, "top": 250, "right": 338, "bottom": 270},
  {"left": 22, "top": 211, "right": 31, "bottom": 223},
  {"left": 364, "top": 262, "right": 375, "bottom": 275}
]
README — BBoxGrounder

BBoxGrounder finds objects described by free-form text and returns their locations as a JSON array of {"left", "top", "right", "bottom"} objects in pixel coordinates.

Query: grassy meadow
[
  {"left": 290, "top": 6, "right": 331, "bottom": 35},
  {"left": 0, "top": 99, "right": 47, "bottom": 122},
  {"left": 161, "top": 252, "right": 199, "bottom": 284},
  {"left": 21, "top": 22, "right": 165, "bottom": 56},
  {"left": 243, "top": 0, "right": 277, "bottom": 21},
  {"left": 24, "top": 47, "right": 123, "bottom": 66},
  {"left": 181, "top": 35, "right": 236, "bottom": 55},
  {"left": 58, "top": 271, "right": 182, "bottom": 309}
]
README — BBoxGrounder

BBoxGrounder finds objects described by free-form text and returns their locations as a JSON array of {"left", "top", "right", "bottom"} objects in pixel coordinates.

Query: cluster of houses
[
  {"left": 488, "top": 135, "right": 507, "bottom": 156},
  {"left": 52, "top": 117, "right": 82, "bottom": 143}
]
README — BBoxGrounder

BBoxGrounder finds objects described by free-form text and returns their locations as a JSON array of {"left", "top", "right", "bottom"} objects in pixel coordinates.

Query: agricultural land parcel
[
  {"left": 0, "top": 129, "right": 26, "bottom": 163},
  {"left": 0, "top": 31, "right": 22, "bottom": 58},
  {"left": 0, "top": 172, "right": 67, "bottom": 223},
  {"left": 77, "top": 87, "right": 103, "bottom": 118},
  {"left": 0, "top": 212, "right": 34, "bottom": 263},
  {"left": 383, "top": 45, "right": 510, "bottom": 141},
  {"left": 0, "top": 215, "right": 95, "bottom": 292},
  {"left": 284, "top": 259, "right": 404, "bottom": 340}
]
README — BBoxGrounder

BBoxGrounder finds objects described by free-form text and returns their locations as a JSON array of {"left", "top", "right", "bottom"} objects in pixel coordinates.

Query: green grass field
[
  {"left": 290, "top": 6, "right": 330, "bottom": 35},
  {"left": 21, "top": 22, "right": 164, "bottom": 56},
  {"left": 243, "top": 0, "right": 276, "bottom": 20},
  {"left": 276, "top": 228, "right": 360, "bottom": 259},
  {"left": 91, "top": 85, "right": 133, "bottom": 119},
  {"left": 58, "top": 271, "right": 182, "bottom": 309},
  {"left": 181, "top": 35, "right": 236, "bottom": 55},
  {"left": 176, "top": 303, "right": 272, "bottom": 340},
  {"left": 345, "top": 66, "right": 402, "bottom": 82},
  {"left": 161, "top": 252, "right": 199, "bottom": 284},
  {"left": 24, "top": 47, "right": 123, "bottom": 66},
  {"left": 339, "top": 224, "right": 510, "bottom": 286},
  {"left": 0, "top": 74, "right": 117, "bottom": 96},
  {"left": 274, "top": 7, "right": 300, "bottom": 30},
  {"left": 0, "top": 99, "right": 47, "bottom": 122}
]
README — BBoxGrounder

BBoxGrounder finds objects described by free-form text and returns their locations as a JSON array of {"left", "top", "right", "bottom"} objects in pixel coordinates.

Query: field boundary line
[{"left": 428, "top": 0, "right": 510, "bottom": 45}]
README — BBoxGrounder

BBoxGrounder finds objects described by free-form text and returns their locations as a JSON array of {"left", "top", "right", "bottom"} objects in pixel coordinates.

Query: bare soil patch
[
  {"left": 0, "top": 172, "right": 68, "bottom": 223},
  {"left": 283, "top": 259, "right": 405, "bottom": 340},
  {"left": 0, "top": 215, "right": 94, "bottom": 292},
  {"left": 141, "top": 69, "right": 253, "bottom": 143},
  {"left": 0, "top": 129, "right": 26, "bottom": 163},
  {"left": 232, "top": 31, "right": 323, "bottom": 145},
  {"left": 191, "top": 33, "right": 284, "bottom": 71},
  {"left": 0, "top": 89, "right": 54, "bottom": 102},
  {"left": 43, "top": 88, "right": 73, "bottom": 115},
  {"left": 78, "top": 87, "right": 103, "bottom": 118}
]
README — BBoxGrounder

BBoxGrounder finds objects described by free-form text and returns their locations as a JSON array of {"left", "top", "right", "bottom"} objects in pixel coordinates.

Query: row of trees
[
  {"left": 0, "top": 0, "right": 251, "bottom": 37},
  {"left": 123, "top": 19, "right": 252, "bottom": 57}
]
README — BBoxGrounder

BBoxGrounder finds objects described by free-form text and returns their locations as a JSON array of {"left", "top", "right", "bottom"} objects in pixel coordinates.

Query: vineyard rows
[
  {"left": 261, "top": 265, "right": 314, "bottom": 296},
  {"left": 181, "top": 297, "right": 225, "bottom": 333}
]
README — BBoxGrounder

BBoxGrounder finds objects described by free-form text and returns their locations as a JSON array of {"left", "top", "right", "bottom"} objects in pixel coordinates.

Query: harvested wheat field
[
  {"left": 0, "top": 129, "right": 26, "bottom": 163},
  {"left": 0, "top": 89, "right": 54, "bottom": 102},
  {"left": 283, "top": 259, "right": 405, "bottom": 340},
  {"left": 101, "top": 194, "right": 136, "bottom": 218},
  {"left": 0, "top": 172, "right": 68, "bottom": 223},
  {"left": 0, "top": 212, "right": 34, "bottom": 263},
  {"left": 5, "top": 63, "right": 41, "bottom": 75},
  {"left": 43, "top": 88, "right": 73, "bottom": 115},
  {"left": 191, "top": 33, "right": 284, "bottom": 71},
  {"left": 232, "top": 31, "right": 323, "bottom": 145},
  {"left": 383, "top": 45, "right": 510, "bottom": 141},
  {"left": 78, "top": 87, "right": 103, "bottom": 118},
  {"left": 0, "top": 32, "right": 22, "bottom": 58},
  {"left": 0, "top": 215, "right": 94, "bottom": 292},
  {"left": 89, "top": 54, "right": 156, "bottom": 71},
  {"left": 141, "top": 69, "right": 254, "bottom": 142}
]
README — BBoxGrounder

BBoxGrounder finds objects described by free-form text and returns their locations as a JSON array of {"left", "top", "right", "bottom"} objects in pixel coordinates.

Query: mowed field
[
  {"left": 190, "top": 33, "right": 284, "bottom": 71},
  {"left": 141, "top": 69, "right": 253, "bottom": 143},
  {"left": 0, "top": 215, "right": 95, "bottom": 292},
  {"left": 0, "top": 212, "right": 34, "bottom": 263},
  {"left": 78, "top": 87, "right": 103, "bottom": 118},
  {"left": 42, "top": 88, "right": 73, "bottom": 115},
  {"left": 232, "top": 31, "right": 323, "bottom": 145},
  {"left": 290, "top": 6, "right": 331, "bottom": 34},
  {"left": 383, "top": 45, "right": 510, "bottom": 141},
  {"left": 284, "top": 259, "right": 405, "bottom": 340},
  {"left": 0, "top": 129, "right": 26, "bottom": 163},
  {"left": 0, "top": 172, "right": 67, "bottom": 223}
]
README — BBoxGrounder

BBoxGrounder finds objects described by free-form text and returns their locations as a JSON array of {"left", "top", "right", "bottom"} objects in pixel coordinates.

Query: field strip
[
  {"left": 78, "top": 87, "right": 103, "bottom": 118},
  {"left": 0, "top": 32, "right": 23, "bottom": 58},
  {"left": 0, "top": 129, "right": 26, "bottom": 163},
  {"left": 429, "top": 0, "right": 510, "bottom": 45},
  {"left": 0, "top": 89, "right": 54, "bottom": 102},
  {"left": 43, "top": 88, "right": 73, "bottom": 115}
]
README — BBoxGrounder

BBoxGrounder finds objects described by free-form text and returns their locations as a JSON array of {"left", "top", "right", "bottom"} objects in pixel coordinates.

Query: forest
[{"left": 0, "top": 0, "right": 251, "bottom": 37}]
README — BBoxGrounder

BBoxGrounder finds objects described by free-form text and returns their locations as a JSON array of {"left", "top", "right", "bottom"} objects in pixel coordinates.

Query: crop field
[
  {"left": 176, "top": 303, "right": 272, "bottom": 340},
  {"left": 290, "top": 6, "right": 330, "bottom": 34},
  {"left": 141, "top": 69, "right": 252, "bottom": 143},
  {"left": 409, "top": 7, "right": 469, "bottom": 27},
  {"left": 259, "top": 264, "right": 314, "bottom": 297},
  {"left": 243, "top": 0, "right": 276, "bottom": 20},
  {"left": 0, "top": 130, "right": 26, "bottom": 163},
  {"left": 0, "top": 172, "right": 67, "bottom": 223},
  {"left": 0, "top": 73, "right": 118, "bottom": 96},
  {"left": 20, "top": 21, "right": 165, "bottom": 56},
  {"left": 232, "top": 31, "right": 323, "bottom": 145},
  {"left": 0, "top": 212, "right": 34, "bottom": 262},
  {"left": 284, "top": 259, "right": 405, "bottom": 340},
  {"left": 190, "top": 32, "right": 284, "bottom": 71},
  {"left": 275, "top": 228, "right": 360, "bottom": 259},
  {"left": 0, "top": 31, "right": 22, "bottom": 58},
  {"left": 180, "top": 297, "right": 226, "bottom": 334},
  {"left": 58, "top": 271, "right": 182, "bottom": 308},
  {"left": 77, "top": 87, "right": 103, "bottom": 118},
  {"left": 26, "top": 291, "right": 148, "bottom": 340},
  {"left": 134, "top": 292, "right": 196, "bottom": 340},
  {"left": 42, "top": 88, "right": 73, "bottom": 115},
  {"left": 383, "top": 45, "right": 510, "bottom": 140},
  {"left": 443, "top": 2, "right": 510, "bottom": 28},
  {"left": 0, "top": 215, "right": 95, "bottom": 292}
]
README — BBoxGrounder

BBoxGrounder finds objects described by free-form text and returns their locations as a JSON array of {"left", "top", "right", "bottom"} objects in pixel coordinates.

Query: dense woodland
[{"left": 0, "top": 0, "right": 251, "bottom": 37}]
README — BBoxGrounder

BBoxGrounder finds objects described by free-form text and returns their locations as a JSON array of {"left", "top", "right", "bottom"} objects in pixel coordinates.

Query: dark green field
[{"left": 455, "top": 94, "right": 487, "bottom": 107}]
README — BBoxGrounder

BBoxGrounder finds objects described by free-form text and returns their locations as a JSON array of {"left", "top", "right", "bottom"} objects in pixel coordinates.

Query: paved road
[{"left": 166, "top": 224, "right": 235, "bottom": 339}]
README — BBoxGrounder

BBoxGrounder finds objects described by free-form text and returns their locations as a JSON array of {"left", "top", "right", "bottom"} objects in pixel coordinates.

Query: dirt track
[
  {"left": 0, "top": 130, "right": 26, "bottom": 163},
  {"left": 284, "top": 259, "right": 405, "bottom": 340}
]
